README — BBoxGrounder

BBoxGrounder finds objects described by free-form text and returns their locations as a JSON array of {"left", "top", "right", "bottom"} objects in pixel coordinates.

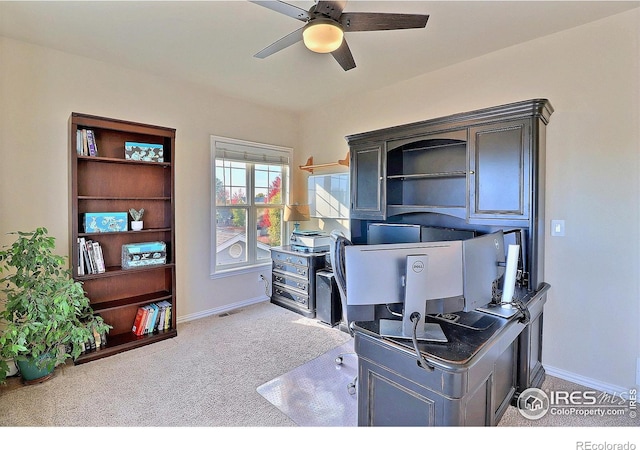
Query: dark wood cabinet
[
  {"left": 345, "top": 99, "right": 554, "bottom": 424},
  {"left": 350, "top": 142, "right": 385, "bottom": 220},
  {"left": 69, "top": 113, "right": 177, "bottom": 363},
  {"left": 270, "top": 246, "right": 327, "bottom": 318},
  {"left": 468, "top": 119, "right": 531, "bottom": 223},
  {"left": 386, "top": 129, "right": 468, "bottom": 220}
]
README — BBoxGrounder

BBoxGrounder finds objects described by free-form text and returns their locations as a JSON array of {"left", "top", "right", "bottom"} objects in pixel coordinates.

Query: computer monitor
[
  {"left": 345, "top": 240, "right": 464, "bottom": 341},
  {"left": 461, "top": 230, "right": 506, "bottom": 311},
  {"left": 367, "top": 223, "right": 421, "bottom": 244},
  {"left": 344, "top": 231, "right": 509, "bottom": 340}
]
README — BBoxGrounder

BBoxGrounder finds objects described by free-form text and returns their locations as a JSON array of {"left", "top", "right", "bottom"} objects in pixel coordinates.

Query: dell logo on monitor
[{"left": 411, "top": 260, "right": 425, "bottom": 273}]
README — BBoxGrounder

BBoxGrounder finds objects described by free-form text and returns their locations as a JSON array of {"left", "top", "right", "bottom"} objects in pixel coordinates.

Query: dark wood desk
[{"left": 352, "top": 283, "right": 549, "bottom": 426}]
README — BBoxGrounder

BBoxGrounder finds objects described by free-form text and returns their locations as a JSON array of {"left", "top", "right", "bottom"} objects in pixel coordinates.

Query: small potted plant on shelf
[
  {"left": 129, "top": 208, "right": 144, "bottom": 231},
  {"left": 0, "top": 227, "right": 111, "bottom": 384}
]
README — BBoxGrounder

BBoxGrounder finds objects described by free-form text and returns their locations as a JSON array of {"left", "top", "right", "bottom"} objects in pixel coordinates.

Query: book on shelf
[
  {"left": 76, "top": 130, "right": 84, "bottom": 155},
  {"left": 81, "top": 129, "right": 89, "bottom": 156},
  {"left": 131, "top": 306, "right": 146, "bottom": 335},
  {"left": 91, "top": 241, "right": 106, "bottom": 273},
  {"left": 157, "top": 304, "right": 166, "bottom": 332},
  {"left": 81, "top": 324, "right": 107, "bottom": 353},
  {"left": 148, "top": 303, "right": 159, "bottom": 334},
  {"left": 131, "top": 302, "right": 173, "bottom": 336},
  {"left": 86, "top": 129, "right": 98, "bottom": 156},
  {"left": 79, "top": 238, "right": 106, "bottom": 275},
  {"left": 158, "top": 300, "right": 172, "bottom": 330},
  {"left": 77, "top": 128, "right": 98, "bottom": 156},
  {"left": 77, "top": 237, "right": 85, "bottom": 275}
]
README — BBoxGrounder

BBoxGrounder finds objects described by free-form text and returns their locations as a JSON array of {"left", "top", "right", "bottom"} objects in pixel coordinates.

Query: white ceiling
[{"left": 1, "top": 1, "right": 638, "bottom": 113}]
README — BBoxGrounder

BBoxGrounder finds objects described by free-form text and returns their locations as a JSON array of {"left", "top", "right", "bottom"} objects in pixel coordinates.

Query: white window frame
[{"left": 210, "top": 135, "right": 291, "bottom": 278}]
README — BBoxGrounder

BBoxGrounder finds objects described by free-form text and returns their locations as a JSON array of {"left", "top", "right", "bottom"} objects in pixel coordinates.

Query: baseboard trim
[
  {"left": 544, "top": 364, "right": 630, "bottom": 396},
  {"left": 176, "top": 295, "right": 270, "bottom": 324}
]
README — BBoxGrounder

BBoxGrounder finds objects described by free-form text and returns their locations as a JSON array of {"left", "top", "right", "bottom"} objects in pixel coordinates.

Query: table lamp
[{"left": 284, "top": 204, "right": 310, "bottom": 235}]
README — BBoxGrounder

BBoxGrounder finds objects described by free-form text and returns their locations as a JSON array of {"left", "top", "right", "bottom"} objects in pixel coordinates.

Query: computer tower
[{"left": 315, "top": 270, "right": 342, "bottom": 327}]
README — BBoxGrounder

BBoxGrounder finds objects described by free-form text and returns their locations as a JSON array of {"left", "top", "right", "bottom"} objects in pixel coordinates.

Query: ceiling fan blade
[
  {"left": 314, "top": 1, "right": 347, "bottom": 21},
  {"left": 331, "top": 38, "right": 356, "bottom": 71},
  {"left": 249, "top": 0, "right": 310, "bottom": 22},
  {"left": 254, "top": 26, "right": 305, "bottom": 59},
  {"left": 340, "top": 12, "right": 429, "bottom": 32}
]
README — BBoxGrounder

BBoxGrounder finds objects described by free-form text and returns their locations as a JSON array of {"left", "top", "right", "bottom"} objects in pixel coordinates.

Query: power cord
[
  {"left": 409, "top": 312, "right": 435, "bottom": 372},
  {"left": 493, "top": 299, "right": 530, "bottom": 324},
  {"left": 259, "top": 274, "right": 270, "bottom": 297}
]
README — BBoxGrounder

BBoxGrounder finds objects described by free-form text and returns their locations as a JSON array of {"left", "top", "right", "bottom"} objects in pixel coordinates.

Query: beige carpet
[
  {"left": 0, "top": 301, "right": 351, "bottom": 427},
  {"left": 1, "top": 301, "right": 637, "bottom": 434}
]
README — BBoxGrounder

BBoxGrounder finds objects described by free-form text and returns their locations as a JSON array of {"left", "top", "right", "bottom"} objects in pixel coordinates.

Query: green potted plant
[
  {"left": 129, "top": 208, "right": 144, "bottom": 231},
  {"left": 0, "top": 227, "right": 111, "bottom": 384}
]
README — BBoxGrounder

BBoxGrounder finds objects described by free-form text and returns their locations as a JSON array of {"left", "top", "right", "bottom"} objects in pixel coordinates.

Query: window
[{"left": 211, "top": 136, "right": 291, "bottom": 276}]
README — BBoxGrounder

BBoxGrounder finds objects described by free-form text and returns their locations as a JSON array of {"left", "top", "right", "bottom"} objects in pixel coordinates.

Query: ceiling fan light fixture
[{"left": 303, "top": 19, "right": 344, "bottom": 53}]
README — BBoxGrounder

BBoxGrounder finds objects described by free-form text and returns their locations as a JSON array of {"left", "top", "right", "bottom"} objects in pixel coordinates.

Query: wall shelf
[{"left": 299, "top": 151, "right": 349, "bottom": 173}]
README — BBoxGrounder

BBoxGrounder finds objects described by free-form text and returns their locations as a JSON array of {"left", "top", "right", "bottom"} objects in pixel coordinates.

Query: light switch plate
[{"left": 551, "top": 219, "right": 565, "bottom": 237}]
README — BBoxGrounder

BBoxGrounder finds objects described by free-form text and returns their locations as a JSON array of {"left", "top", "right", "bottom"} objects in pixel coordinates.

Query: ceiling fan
[{"left": 250, "top": 1, "right": 429, "bottom": 71}]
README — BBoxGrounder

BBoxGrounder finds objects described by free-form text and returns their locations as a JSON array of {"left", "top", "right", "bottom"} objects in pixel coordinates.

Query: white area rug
[{"left": 257, "top": 340, "right": 357, "bottom": 427}]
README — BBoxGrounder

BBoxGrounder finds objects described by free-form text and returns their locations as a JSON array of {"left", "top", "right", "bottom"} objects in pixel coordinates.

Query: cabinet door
[
  {"left": 350, "top": 142, "right": 385, "bottom": 220},
  {"left": 469, "top": 120, "right": 531, "bottom": 221}
]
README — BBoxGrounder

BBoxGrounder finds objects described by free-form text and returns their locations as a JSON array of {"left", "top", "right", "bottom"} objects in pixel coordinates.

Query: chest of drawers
[{"left": 270, "top": 246, "right": 328, "bottom": 318}]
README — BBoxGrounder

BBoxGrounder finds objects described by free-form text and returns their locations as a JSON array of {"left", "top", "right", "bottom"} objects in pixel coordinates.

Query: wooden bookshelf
[{"left": 69, "top": 113, "right": 177, "bottom": 363}]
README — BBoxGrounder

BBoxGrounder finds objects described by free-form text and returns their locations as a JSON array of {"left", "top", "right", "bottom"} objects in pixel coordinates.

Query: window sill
[{"left": 210, "top": 262, "right": 271, "bottom": 280}]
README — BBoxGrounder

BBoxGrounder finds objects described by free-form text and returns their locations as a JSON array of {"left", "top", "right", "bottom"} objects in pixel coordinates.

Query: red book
[{"left": 131, "top": 307, "right": 147, "bottom": 335}]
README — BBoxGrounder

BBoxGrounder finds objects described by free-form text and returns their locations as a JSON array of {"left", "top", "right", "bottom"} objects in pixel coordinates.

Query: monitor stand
[
  {"left": 477, "top": 303, "right": 520, "bottom": 319},
  {"left": 378, "top": 319, "right": 448, "bottom": 343}
]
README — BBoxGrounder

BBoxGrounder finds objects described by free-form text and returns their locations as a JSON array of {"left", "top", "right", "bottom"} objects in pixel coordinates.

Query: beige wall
[
  {"left": 1, "top": 7, "right": 638, "bottom": 392},
  {"left": 0, "top": 36, "right": 299, "bottom": 321},
  {"left": 297, "top": 9, "right": 640, "bottom": 391}
]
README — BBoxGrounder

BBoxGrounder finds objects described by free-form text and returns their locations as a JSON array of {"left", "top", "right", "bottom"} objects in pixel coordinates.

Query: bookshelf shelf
[{"left": 70, "top": 112, "right": 177, "bottom": 363}]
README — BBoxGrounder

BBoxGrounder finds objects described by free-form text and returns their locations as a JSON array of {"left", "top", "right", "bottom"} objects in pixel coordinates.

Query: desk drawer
[
  {"left": 273, "top": 261, "right": 309, "bottom": 278},
  {"left": 273, "top": 284, "right": 309, "bottom": 307},
  {"left": 272, "top": 251, "right": 309, "bottom": 267},
  {"left": 272, "top": 273, "right": 309, "bottom": 293}
]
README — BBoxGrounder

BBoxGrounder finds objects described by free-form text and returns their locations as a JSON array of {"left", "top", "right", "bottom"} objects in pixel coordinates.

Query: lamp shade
[
  {"left": 303, "top": 20, "right": 344, "bottom": 54},
  {"left": 284, "top": 204, "right": 310, "bottom": 222}
]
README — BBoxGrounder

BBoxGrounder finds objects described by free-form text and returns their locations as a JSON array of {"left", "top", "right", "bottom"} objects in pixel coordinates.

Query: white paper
[{"left": 501, "top": 244, "right": 520, "bottom": 304}]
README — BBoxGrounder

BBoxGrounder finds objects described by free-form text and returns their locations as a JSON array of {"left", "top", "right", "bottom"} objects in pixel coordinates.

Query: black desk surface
[{"left": 351, "top": 283, "right": 550, "bottom": 366}]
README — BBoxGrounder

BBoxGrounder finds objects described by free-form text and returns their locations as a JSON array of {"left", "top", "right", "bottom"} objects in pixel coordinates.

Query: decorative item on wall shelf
[
  {"left": 125, "top": 142, "right": 164, "bottom": 162},
  {"left": 129, "top": 208, "right": 144, "bottom": 231},
  {"left": 84, "top": 212, "right": 128, "bottom": 233},
  {"left": 299, "top": 151, "right": 349, "bottom": 173},
  {"left": 121, "top": 241, "right": 167, "bottom": 269}
]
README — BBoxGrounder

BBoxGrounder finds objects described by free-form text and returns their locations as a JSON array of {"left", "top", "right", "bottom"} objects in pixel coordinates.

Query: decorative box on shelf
[
  {"left": 84, "top": 212, "right": 128, "bottom": 233},
  {"left": 125, "top": 142, "right": 164, "bottom": 162},
  {"left": 122, "top": 241, "right": 167, "bottom": 269}
]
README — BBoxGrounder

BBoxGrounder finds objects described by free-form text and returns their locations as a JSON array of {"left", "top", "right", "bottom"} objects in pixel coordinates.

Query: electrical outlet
[{"left": 551, "top": 219, "right": 565, "bottom": 237}]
